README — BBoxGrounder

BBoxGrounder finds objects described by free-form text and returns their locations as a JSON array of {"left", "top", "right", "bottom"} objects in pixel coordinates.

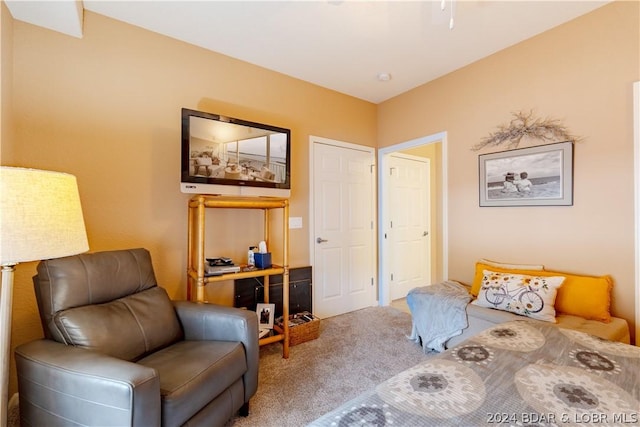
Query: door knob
[
  {"left": 316, "top": 237, "right": 328, "bottom": 244},
  {"left": 423, "top": 231, "right": 428, "bottom": 236}
]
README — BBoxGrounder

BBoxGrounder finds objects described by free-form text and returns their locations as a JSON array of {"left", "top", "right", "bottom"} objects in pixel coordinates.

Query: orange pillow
[
  {"left": 550, "top": 271, "right": 612, "bottom": 323},
  {"left": 471, "top": 262, "right": 612, "bottom": 322}
]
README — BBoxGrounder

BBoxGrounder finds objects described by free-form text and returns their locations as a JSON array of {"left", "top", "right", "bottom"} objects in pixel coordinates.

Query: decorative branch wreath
[{"left": 472, "top": 110, "right": 582, "bottom": 151}]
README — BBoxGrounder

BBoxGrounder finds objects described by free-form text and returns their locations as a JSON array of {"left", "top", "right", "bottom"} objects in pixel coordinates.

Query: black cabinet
[{"left": 234, "top": 266, "right": 312, "bottom": 317}]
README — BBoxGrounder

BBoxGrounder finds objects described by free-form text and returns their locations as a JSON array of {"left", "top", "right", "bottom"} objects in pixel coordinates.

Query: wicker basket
[{"left": 274, "top": 317, "right": 320, "bottom": 346}]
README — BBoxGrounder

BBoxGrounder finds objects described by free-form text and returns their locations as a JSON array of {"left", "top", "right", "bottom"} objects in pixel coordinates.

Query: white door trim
[
  {"left": 309, "top": 135, "right": 377, "bottom": 314},
  {"left": 378, "top": 131, "right": 448, "bottom": 306},
  {"left": 633, "top": 81, "right": 639, "bottom": 345}
]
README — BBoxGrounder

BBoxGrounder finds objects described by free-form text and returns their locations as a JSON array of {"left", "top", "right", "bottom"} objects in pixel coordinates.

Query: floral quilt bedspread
[{"left": 308, "top": 320, "right": 639, "bottom": 426}]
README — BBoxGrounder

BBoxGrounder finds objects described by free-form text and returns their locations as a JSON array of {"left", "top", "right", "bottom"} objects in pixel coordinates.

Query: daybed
[
  {"left": 409, "top": 260, "right": 631, "bottom": 353},
  {"left": 309, "top": 261, "right": 639, "bottom": 426},
  {"left": 446, "top": 298, "right": 630, "bottom": 348},
  {"left": 308, "top": 319, "right": 640, "bottom": 426}
]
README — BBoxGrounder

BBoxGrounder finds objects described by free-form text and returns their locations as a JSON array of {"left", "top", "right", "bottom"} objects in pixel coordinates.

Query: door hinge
[
  {"left": 371, "top": 277, "right": 374, "bottom": 286},
  {"left": 391, "top": 273, "right": 394, "bottom": 281}
]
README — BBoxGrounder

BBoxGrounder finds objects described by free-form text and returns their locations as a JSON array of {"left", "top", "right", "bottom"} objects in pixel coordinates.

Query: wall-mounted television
[{"left": 181, "top": 108, "right": 291, "bottom": 197}]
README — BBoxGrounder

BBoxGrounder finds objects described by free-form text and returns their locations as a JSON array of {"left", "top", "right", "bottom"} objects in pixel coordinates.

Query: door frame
[
  {"left": 378, "top": 131, "right": 448, "bottom": 306},
  {"left": 309, "top": 135, "right": 377, "bottom": 314},
  {"left": 633, "top": 80, "right": 639, "bottom": 345}
]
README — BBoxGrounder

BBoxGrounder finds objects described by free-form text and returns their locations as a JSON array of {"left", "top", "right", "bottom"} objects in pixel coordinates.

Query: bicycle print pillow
[{"left": 471, "top": 270, "right": 566, "bottom": 323}]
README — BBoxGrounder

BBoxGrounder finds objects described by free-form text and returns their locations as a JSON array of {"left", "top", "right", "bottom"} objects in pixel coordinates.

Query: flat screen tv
[{"left": 181, "top": 108, "right": 291, "bottom": 197}]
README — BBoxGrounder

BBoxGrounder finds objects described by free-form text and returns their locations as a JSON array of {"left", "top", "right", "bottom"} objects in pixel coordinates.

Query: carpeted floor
[{"left": 226, "top": 305, "right": 431, "bottom": 427}]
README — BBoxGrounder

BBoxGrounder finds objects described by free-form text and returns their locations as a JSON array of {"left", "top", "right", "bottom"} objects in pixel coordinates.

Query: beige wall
[
  {"left": 2, "top": 10, "right": 376, "bottom": 395},
  {"left": 1, "top": 2, "right": 14, "bottom": 163},
  {"left": 379, "top": 1, "right": 639, "bottom": 340}
]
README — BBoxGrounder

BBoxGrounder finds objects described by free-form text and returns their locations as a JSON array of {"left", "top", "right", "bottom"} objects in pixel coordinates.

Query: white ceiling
[{"left": 5, "top": 1, "right": 611, "bottom": 104}]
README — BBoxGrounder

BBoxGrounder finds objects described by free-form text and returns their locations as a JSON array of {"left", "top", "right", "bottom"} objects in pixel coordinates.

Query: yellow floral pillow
[{"left": 472, "top": 270, "right": 565, "bottom": 322}]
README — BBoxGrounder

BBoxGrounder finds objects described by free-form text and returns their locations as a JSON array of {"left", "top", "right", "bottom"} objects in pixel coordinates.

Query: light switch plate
[{"left": 289, "top": 217, "right": 303, "bottom": 229}]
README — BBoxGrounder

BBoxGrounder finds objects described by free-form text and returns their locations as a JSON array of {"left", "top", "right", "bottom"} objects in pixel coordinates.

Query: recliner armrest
[
  {"left": 173, "top": 301, "right": 257, "bottom": 341},
  {"left": 15, "top": 339, "right": 160, "bottom": 427},
  {"left": 173, "top": 301, "right": 259, "bottom": 400}
]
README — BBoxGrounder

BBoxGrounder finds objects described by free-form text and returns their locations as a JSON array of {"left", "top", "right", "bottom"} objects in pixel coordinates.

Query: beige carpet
[
  {"left": 226, "top": 305, "right": 430, "bottom": 427},
  {"left": 390, "top": 297, "right": 410, "bottom": 314}
]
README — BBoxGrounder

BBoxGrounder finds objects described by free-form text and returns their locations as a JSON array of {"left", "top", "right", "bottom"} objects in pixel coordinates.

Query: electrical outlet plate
[{"left": 289, "top": 217, "right": 303, "bottom": 229}]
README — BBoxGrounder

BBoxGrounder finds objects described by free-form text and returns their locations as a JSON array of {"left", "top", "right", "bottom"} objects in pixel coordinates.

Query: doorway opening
[{"left": 378, "top": 131, "right": 448, "bottom": 307}]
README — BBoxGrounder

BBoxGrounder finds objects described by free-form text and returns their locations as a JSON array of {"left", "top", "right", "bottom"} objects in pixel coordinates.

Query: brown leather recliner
[{"left": 15, "top": 248, "right": 258, "bottom": 427}]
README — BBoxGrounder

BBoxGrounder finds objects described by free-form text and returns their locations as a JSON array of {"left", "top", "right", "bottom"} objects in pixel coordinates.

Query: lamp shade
[{"left": 0, "top": 167, "right": 89, "bottom": 265}]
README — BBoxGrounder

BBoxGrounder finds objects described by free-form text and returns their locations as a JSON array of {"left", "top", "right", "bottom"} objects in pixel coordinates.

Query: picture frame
[
  {"left": 479, "top": 141, "right": 573, "bottom": 207},
  {"left": 256, "top": 303, "right": 275, "bottom": 330}
]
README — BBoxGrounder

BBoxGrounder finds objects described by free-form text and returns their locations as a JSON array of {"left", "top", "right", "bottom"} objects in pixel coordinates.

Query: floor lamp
[{"left": 0, "top": 167, "right": 89, "bottom": 427}]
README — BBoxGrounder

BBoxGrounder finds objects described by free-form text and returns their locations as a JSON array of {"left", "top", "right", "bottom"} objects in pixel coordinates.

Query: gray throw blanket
[{"left": 407, "top": 280, "right": 471, "bottom": 353}]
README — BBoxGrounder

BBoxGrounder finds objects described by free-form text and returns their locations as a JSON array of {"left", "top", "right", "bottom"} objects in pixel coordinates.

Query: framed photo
[
  {"left": 479, "top": 141, "right": 573, "bottom": 207},
  {"left": 256, "top": 303, "right": 275, "bottom": 330}
]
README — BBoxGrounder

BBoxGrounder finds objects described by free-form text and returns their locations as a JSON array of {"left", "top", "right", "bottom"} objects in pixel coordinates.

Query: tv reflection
[{"left": 189, "top": 134, "right": 287, "bottom": 184}]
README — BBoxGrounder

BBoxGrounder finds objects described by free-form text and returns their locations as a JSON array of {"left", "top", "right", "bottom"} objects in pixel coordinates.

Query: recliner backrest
[{"left": 34, "top": 248, "right": 183, "bottom": 361}]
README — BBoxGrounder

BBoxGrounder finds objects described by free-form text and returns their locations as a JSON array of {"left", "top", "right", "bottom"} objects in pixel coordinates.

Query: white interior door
[
  {"left": 311, "top": 138, "right": 376, "bottom": 318},
  {"left": 378, "top": 131, "right": 447, "bottom": 307},
  {"left": 387, "top": 153, "right": 431, "bottom": 300}
]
